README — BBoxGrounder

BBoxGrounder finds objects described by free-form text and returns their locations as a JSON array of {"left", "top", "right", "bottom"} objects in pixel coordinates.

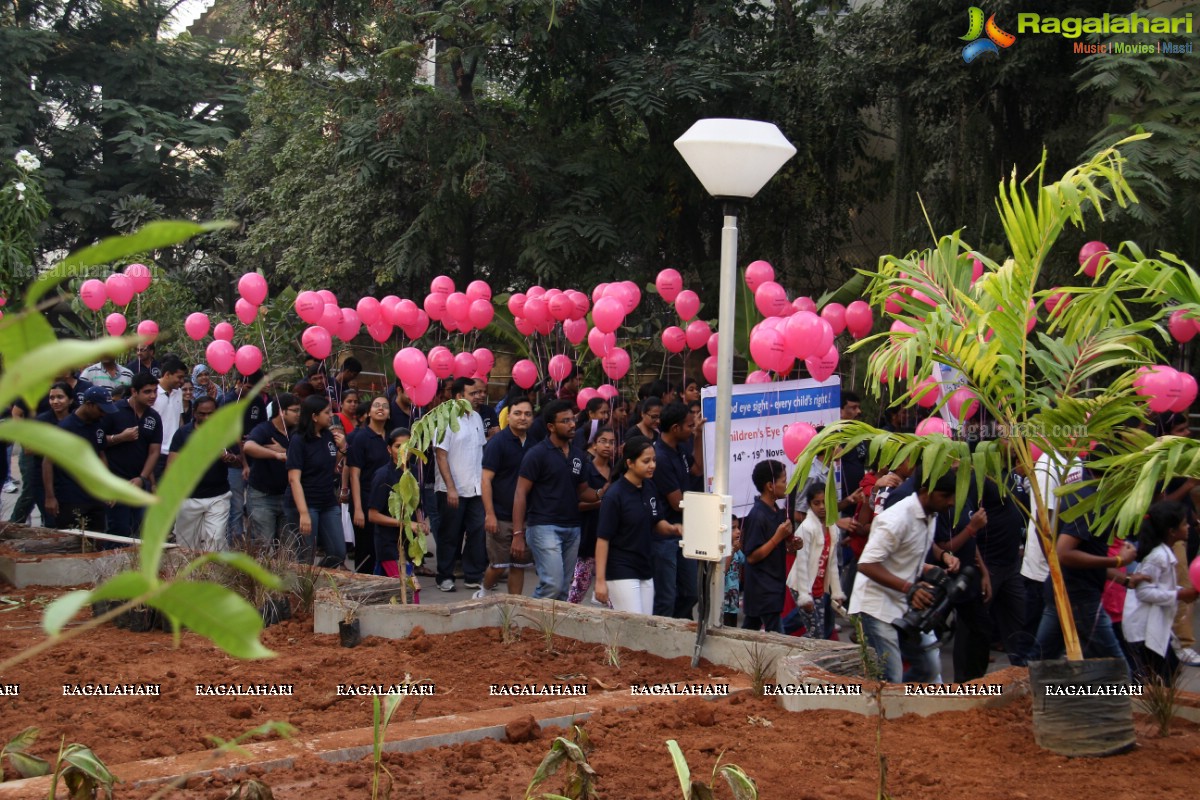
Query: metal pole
[{"left": 707, "top": 205, "right": 740, "bottom": 629}]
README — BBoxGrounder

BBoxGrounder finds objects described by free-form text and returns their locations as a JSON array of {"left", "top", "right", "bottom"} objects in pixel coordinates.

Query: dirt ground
[{"left": 2, "top": 584, "right": 1199, "bottom": 799}]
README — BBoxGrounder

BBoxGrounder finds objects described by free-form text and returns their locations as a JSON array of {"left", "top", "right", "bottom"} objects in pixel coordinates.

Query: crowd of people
[{"left": 3, "top": 345, "right": 1197, "bottom": 687}]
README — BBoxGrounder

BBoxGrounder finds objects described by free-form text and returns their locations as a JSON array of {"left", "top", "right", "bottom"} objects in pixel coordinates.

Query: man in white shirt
[
  {"left": 433, "top": 377, "right": 488, "bottom": 592},
  {"left": 150, "top": 357, "right": 188, "bottom": 481},
  {"left": 850, "top": 469, "right": 960, "bottom": 683}
]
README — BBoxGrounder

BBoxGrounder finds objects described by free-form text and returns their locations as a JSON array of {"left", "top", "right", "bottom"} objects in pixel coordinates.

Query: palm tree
[{"left": 791, "top": 134, "right": 1194, "bottom": 661}]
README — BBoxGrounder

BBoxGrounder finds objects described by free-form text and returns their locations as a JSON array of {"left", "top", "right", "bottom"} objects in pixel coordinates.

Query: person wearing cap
[
  {"left": 43, "top": 386, "right": 115, "bottom": 533},
  {"left": 102, "top": 372, "right": 163, "bottom": 541}
]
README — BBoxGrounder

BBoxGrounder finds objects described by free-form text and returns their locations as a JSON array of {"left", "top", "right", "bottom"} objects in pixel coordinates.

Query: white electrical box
[{"left": 680, "top": 491, "right": 733, "bottom": 561}]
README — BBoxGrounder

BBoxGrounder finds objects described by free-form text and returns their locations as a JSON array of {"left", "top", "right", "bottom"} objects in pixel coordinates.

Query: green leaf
[
  {"left": 41, "top": 590, "right": 91, "bottom": 636},
  {"left": 177, "top": 551, "right": 283, "bottom": 590},
  {"left": 2, "top": 727, "right": 40, "bottom": 754},
  {"left": 88, "top": 571, "right": 154, "bottom": 602},
  {"left": 526, "top": 739, "right": 569, "bottom": 798},
  {"left": 6, "top": 750, "right": 51, "bottom": 779},
  {"left": 718, "top": 765, "right": 759, "bottom": 800},
  {"left": 0, "top": 312, "right": 56, "bottom": 410},
  {"left": 59, "top": 743, "right": 116, "bottom": 799},
  {"left": 27, "top": 221, "right": 234, "bottom": 307},
  {"left": 0, "top": 335, "right": 141, "bottom": 416},
  {"left": 148, "top": 581, "right": 275, "bottom": 660},
  {"left": 0, "top": 419, "right": 153, "bottom": 507},
  {"left": 666, "top": 740, "right": 692, "bottom": 800}
]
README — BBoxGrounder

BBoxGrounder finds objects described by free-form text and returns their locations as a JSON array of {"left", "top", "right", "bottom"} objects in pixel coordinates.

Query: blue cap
[{"left": 82, "top": 386, "right": 118, "bottom": 413}]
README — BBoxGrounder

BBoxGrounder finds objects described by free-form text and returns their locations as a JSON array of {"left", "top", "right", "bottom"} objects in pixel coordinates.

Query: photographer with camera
[{"left": 850, "top": 469, "right": 961, "bottom": 683}]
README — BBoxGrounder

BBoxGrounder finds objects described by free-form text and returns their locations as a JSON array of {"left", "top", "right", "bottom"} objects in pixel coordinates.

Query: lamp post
[{"left": 674, "top": 119, "right": 795, "bottom": 630}]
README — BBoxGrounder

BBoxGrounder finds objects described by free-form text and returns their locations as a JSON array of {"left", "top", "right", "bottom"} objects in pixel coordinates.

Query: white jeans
[
  {"left": 175, "top": 493, "right": 231, "bottom": 551},
  {"left": 608, "top": 579, "right": 654, "bottom": 614}
]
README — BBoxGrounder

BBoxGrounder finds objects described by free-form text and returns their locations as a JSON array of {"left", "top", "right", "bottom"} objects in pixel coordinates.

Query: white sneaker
[
  {"left": 437, "top": 580, "right": 455, "bottom": 592},
  {"left": 1175, "top": 645, "right": 1200, "bottom": 667},
  {"left": 472, "top": 587, "right": 490, "bottom": 599}
]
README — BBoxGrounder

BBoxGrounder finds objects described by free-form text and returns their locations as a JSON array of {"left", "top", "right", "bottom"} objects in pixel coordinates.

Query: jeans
[
  {"left": 226, "top": 467, "right": 246, "bottom": 545},
  {"left": 526, "top": 524, "right": 580, "bottom": 601},
  {"left": 1033, "top": 593, "right": 1127, "bottom": 671},
  {"left": 245, "top": 487, "right": 286, "bottom": 547},
  {"left": 986, "top": 563, "right": 1028, "bottom": 661},
  {"left": 858, "top": 612, "right": 941, "bottom": 683},
  {"left": 674, "top": 550, "right": 699, "bottom": 619},
  {"left": 286, "top": 505, "right": 345, "bottom": 568},
  {"left": 1010, "top": 576, "right": 1047, "bottom": 666},
  {"left": 107, "top": 504, "right": 145, "bottom": 540},
  {"left": 651, "top": 536, "right": 682, "bottom": 617},
  {"left": 435, "top": 493, "right": 486, "bottom": 584},
  {"left": 9, "top": 452, "right": 36, "bottom": 524}
]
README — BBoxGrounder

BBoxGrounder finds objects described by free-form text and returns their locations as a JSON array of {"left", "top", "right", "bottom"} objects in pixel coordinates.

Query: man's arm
[
  {"left": 481, "top": 468, "right": 497, "bottom": 533},
  {"left": 510, "top": 476, "right": 533, "bottom": 559},
  {"left": 435, "top": 447, "right": 458, "bottom": 508},
  {"left": 138, "top": 444, "right": 160, "bottom": 489}
]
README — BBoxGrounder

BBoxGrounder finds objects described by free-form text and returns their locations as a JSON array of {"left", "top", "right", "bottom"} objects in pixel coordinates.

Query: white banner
[{"left": 699, "top": 377, "right": 842, "bottom": 517}]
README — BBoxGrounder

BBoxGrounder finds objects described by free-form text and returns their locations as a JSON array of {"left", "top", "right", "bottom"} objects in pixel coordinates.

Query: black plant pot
[
  {"left": 259, "top": 599, "right": 281, "bottom": 628},
  {"left": 275, "top": 594, "right": 293, "bottom": 621},
  {"left": 90, "top": 601, "right": 115, "bottom": 620},
  {"left": 126, "top": 607, "right": 157, "bottom": 633},
  {"left": 1028, "top": 657, "right": 1135, "bottom": 757},
  {"left": 339, "top": 619, "right": 361, "bottom": 648}
]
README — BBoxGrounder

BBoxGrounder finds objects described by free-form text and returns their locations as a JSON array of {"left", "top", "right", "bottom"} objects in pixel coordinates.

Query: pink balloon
[
  {"left": 356, "top": 296, "right": 382, "bottom": 326},
  {"left": 472, "top": 348, "right": 495, "bottom": 374},
  {"left": 466, "top": 280, "right": 492, "bottom": 301},
  {"left": 1045, "top": 289, "right": 1070, "bottom": 316},
  {"left": 453, "top": 351, "right": 478, "bottom": 379},
  {"left": 619, "top": 280, "right": 641, "bottom": 313},
  {"left": 1172, "top": 372, "right": 1198, "bottom": 413},
  {"left": 661, "top": 326, "right": 687, "bottom": 354},
  {"left": 295, "top": 291, "right": 324, "bottom": 324},
  {"left": 597, "top": 384, "right": 618, "bottom": 401},
  {"left": 105, "top": 273, "right": 135, "bottom": 306},
  {"left": 1079, "top": 241, "right": 1109, "bottom": 278},
  {"left": 124, "top": 263, "right": 152, "bottom": 293},
  {"left": 1190, "top": 557, "right": 1200, "bottom": 596},
  {"left": 755, "top": 281, "right": 789, "bottom": 318},
  {"left": 318, "top": 303, "right": 342, "bottom": 332},
  {"left": 1169, "top": 310, "right": 1197, "bottom": 343},
  {"left": 656, "top": 269, "right": 683, "bottom": 303},
  {"left": 750, "top": 327, "right": 787, "bottom": 372},
  {"left": 431, "top": 275, "right": 455, "bottom": 295},
  {"left": 301, "top": 326, "right": 331, "bottom": 360},
  {"left": 392, "top": 298, "right": 419, "bottom": 328},
  {"left": 467, "top": 298, "right": 494, "bottom": 329},
  {"left": 407, "top": 368, "right": 439, "bottom": 407},
  {"left": 782, "top": 422, "right": 818, "bottom": 462},
  {"left": 707, "top": 332, "right": 719, "bottom": 357},
  {"left": 576, "top": 387, "right": 599, "bottom": 411},
  {"left": 746, "top": 370, "right": 771, "bottom": 384},
  {"left": 338, "top": 307, "right": 360, "bottom": 341},
  {"left": 820, "top": 303, "right": 847, "bottom": 336},
  {"left": 588, "top": 327, "right": 615, "bottom": 358},
  {"left": 567, "top": 290, "right": 590, "bottom": 320},
  {"left": 804, "top": 345, "right": 839, "bottom": 382},
  {"left": 814, "top": 319, "right": 835, "bottom": 359},
  {"left": 915, "top": 417, "right": 951, "bottom": 437},
  {"left": 367, "top": 321, "right": 392, "bottom": 343},
  {"left": 792, "top": 296, "right": 817, "bottom": 314},
  {"left": 515, "top": 316, "right": 536, "bottom": 336},
  {"left": 914, "top": 377, "right": 939, "bottom": 409},
  {"left": 548, "top": 354, "right": 573, "bottom": 382},
  {"left": 445, "top": 291, "right": 471, "bottom": 324},
  {"left": 80, "top": 279, "right": 107, "bottom": 311},
  {"left": 685, "top": 319, "right": 711, "bottom": 351},
  {"left": 105, "top": 312, "right": 127, "bottom": 336},
  {"left": 317, "top": 289, "right": 337, "bottom": 306},
  {"left": 785, "top": 311, "right": 822, "bottom": 361},
  {"left": 548, "top": 293, "right": 573, "bottom": 322},
  {"left": 845, "top": 300, "right": 873, "bottom": 339},
  {"left": 563, "top": 317, "right": 588, "bottom": 345},
  {"left": 206, "top": 340, "right": 236, "bottom": 374},
  {"left": 744, "top": 260, "right": 774, "bottom": 292},
  {"left": 971, "top": 258, "right": 984, "bottom": 284},
  {"left": 428, "top": 346, "right": 455, "bottom": 379},
  {"left": 237, "top": 273, "right": 268, "bottom": 306},
  {"left": 527, "top": 285, "right": 547, "bottom": 299},
  {"left": 534, "top": 316, "right": 554, "bottom": 336},
  {"left": 507, "top": 292, "right": 527, "bottom": 318},
  {"left": 702, "top": 356, "right": 718, "bottom": 384},
  {"left": 592, "top": 297, "right": 625, "bottom": 333},
  {"left": 423, "top": 292, "right": 447, "bottom": 322},
  {"left": 381, "top": 294, "right": 401, "bottom": 319},
  {"left": 404, "top": 311, "right": 430, "bottom": 340},
  {"left": 524, "top": 295, "right": 549, "bottom": 326},
  {"left": 890, "top": 320, "right": 915, "bottom": 335},
  {"left": 674, "top": 290, "right": 700, "bottom": 321},
  {"left": 235, "top": 345, "right": 263, "bottom": 375},
  {"left": 947, "top": 387, "right": 979, "bottom": 420},
  {"left": 1138, "top": 365, "right": 1182, "bottom": 413},
  {"left": 885, "top": 293, "right": 903, "bottom": 315},
  {"left": 591, "top": 283, "right": 608, "bottom": 303},
  {"left": 184, "top": 312, "right": 210, "bottom": 341},
  {"left": 1030, "top": 443, "right": 1044, "bottom": 462},
  {"left": 512, "top": 359, "right": 538, "bottom": 389},
  {"left": 602, "top": 347, "right": 631, "bottom": 380},
  {"left": 393, "top": 348, "right": 428, "bottom": 386},
  {"left": 213, "top": 321, "right": 234, "bottom": 342},
  {"left": 235, "top": 298, "right": 257, "bottom": 326}
]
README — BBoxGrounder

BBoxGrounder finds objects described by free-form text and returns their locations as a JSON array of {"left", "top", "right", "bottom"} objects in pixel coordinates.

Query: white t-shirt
[
  {"left": 1020, "top": 454, "right": 1082, "bottom": 582},
  {"left": 849, "top": 494, "right": 937, "bottom": 623},
  {"left": 153, "top": 387, "right": 184, "bottom": 454},
  {"left": 433, "top": 410, "right": 485, "bottom": 497}
]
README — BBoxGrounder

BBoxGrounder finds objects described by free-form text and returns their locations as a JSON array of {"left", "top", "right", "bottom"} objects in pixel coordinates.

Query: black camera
[{"left": 892, "top": 565, "right": 978, "bottom": 637}]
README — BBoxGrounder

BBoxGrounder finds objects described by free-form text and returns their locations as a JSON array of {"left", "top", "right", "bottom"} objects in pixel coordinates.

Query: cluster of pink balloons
[
  {"left": 392, "top": 344, "right": 495, "bottom": 405},
  {"left": 182, "top": 272, "right": 268, "bottom": 375},
  {"left": 1135, "top": 365, "right": 1198, "bottom": 414},
  {"left": 575, "top": 384, "right": 620, "bottom": 411},
  {"left": 81, "top": 264, "right": 156, "bottom": 340}
]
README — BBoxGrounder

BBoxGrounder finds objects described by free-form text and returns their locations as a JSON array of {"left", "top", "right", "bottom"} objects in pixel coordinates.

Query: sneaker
[
  {"left": 472, "top": 587, "right": 490, "bottom": 599},
  {"left": 463, "top": 580, "right": 481, "bottom": 589},
  {"left": 1175, "top": 645, "right": 1200, "bottom": 667},
  {"left": 437, "top": 580, "right": 456, "bottom": 592},
  {"left": 2, "top": 482, "right": 17, "bottom": 494}
]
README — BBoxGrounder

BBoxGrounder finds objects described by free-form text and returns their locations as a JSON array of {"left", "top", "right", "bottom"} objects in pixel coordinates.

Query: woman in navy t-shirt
[
  {"left": 594, "top": 436, "right": 681, "bottom": 614},
  {"left": 286, "top": 394, "right": 347, "bottom": 568}
]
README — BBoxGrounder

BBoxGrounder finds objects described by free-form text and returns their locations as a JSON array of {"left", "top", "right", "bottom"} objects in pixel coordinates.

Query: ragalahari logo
[{"left": 961, "top": 7, "right": 1017, "bottom": 62}]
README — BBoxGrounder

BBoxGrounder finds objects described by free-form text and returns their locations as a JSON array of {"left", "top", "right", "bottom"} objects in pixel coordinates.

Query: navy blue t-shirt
[
  {"left": 977, "top": 471, "right": 1030, "bottom": 569},
  {"left": 519, "top": 438, "right": 588, "bottom": 527},
  {"left": 369, "top": 463, "right": 402, "bottom": 562},
  {"left": 103, "top": 400, "right": 163, "bottom": 479},
  {"left": 347, "top": 426, "right": 391, "bottom": 509},
  {"left": 385, "top": 386, "right": 413, "bottom": 432},
  {"left": 579, "top": 460, "right": 610, "bottom": 560},
  {"left": 596, "top": 475, "right": 660, "bottom": 581},
  {"left": 1049, "top": 482, "right": 1108, "bottom": 602},
  {"left": 54, "top": 414, "right": 106, "bottom": 503},
  {"left": 481, "top": 428, "right": 528, "bottom": 521},
  {"left": 741, "top": 498, "right": 788, "bottom": 616},
  {"left": 169, "top": 423, "right": 230, "bottom": 498},
  {"left": 652, "top": 438, "right": 691, "bottom": 525},
  {"left": 219, "top": 389, "right": 268, "bottom": 445},
  {"left": 246, "top": 420, "right": 290, "bottom": 495},
  {"left": 286, "top": 429, "right": 339, "bottom": 509},
  {"left": 28, "top": 410, "right": 62, "bottom": 490}
]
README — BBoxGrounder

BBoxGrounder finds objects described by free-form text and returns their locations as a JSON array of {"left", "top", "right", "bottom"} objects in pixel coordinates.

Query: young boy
[
  {"left": 741, "top": 459, "right": 795, "bottom": 632},
  {"left": 787, "top": 484, "right": 845, "bottom": 638}
]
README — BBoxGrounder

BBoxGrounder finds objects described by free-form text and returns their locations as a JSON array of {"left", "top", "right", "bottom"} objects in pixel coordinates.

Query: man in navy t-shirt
[
  {"left": 651, "top": 402, "right": 703, "bottom": 619},
  {"left": 43, "top": 386, "right": 115, "bottom": 533},
  {"left": 511, "top": 400, "right": 600, "bottom": 600},
  {"left": 479, "top": 396, "right": 534, "bottom": 596},
  {"left": 103, "top": 372, "right": 163, "bottom": 539}
]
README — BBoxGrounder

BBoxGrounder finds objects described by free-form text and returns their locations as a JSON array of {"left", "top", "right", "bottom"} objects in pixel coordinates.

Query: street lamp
[{"left": 674, "top": 119, "right": 795, "bottom": 634}]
